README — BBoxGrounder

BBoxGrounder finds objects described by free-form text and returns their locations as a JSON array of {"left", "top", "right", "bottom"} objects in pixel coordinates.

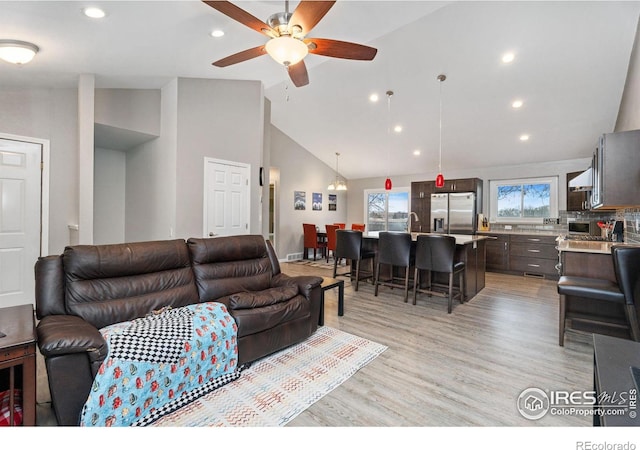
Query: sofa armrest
[
  {"left": 37, "top": 315, "right": 108, "bottom": 375},
  {"left": 271, "top": 273, "right": 323, "bottom": 299}
]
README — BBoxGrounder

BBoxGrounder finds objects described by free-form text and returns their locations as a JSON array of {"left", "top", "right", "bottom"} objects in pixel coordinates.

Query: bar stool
[
  {"left": 557, "top": 245, "right": 640, "bottom": 346},
  {"left": 413, "top": 234, "right": 465, "bottom": 313},
  {"left": 374, "top": 232, "right": 414, "bottom": 302},
  {"left": 333, "top": 230, "right": 375, "bottom": 291}
]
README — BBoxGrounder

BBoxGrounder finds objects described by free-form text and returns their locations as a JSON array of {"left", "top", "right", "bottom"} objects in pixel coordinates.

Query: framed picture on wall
[
  {"left": 294, "top": 191, "right": 306, "bottom": 210},
  {"left": 312, "top": 193, "right": 322, "bottom": 211},
  {"left": 328, "top": 194, "right": 337, "bottom": 211}
]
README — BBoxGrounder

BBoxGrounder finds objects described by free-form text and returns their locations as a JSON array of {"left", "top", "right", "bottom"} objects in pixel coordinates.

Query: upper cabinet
[
  {"left": 433, "top": 177, "right": 480, "bottom": 193},
  {"left": 566, "top": 171, "right": 590, "bottom": 211},
  {"left": 591, "top": 129, "right": 640, "bottom": 210}
]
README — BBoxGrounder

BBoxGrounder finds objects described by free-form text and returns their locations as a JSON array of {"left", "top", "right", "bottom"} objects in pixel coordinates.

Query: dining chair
[
  {"left": 333, "top": 230, "right": 375, "bottom": 291},
  {"left": 325, "top": 224, "right": 340, "bottom": 263},
  {"left": 302, "top": 223, "right": 327, "bottom": 261},
  {"left": 557, "top": 245, "right": 640, "bottom": 346},
  {"left": 374, "top": 232, "right": 414, "bottom": 302},
  {"left": 351, "top": 223, "right": 366, "bottom": 232},
  {"left": 334, "top": 223, "right": 346, "bottom": 229},
  {"left": 413, "top": 234, "right": 465, "bottom": 313}
]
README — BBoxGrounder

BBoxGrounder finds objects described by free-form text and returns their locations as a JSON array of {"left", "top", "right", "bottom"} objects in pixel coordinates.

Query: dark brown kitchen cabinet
[
  {"left": 509, "top": 234, "right": 559, "bottom": 280},
  {"left": 567, "top": 171, "right": 590, "bottom": 211},
  {"left": 410, "top": 181, "right": 434, "bottom": 232},
  {"left": 483, "top": 233, "right": 509, "bottom": 272},
  {"left": 433, "top": 177, "right": 480, "bottom": 193}
]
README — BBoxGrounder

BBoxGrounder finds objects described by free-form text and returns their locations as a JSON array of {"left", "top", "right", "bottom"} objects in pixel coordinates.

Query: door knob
[{"left": 209, "top": 232, "right": 217, "bottom": 237}]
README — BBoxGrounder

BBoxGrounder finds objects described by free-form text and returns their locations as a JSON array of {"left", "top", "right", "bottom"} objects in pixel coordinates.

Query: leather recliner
[{"left": 35, "top": 235, "right": 322, "bottom": 426}]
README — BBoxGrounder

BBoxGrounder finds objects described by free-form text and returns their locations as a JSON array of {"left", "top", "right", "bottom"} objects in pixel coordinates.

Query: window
[
  {"left": 364, "top": 188, "right": 410, "bottom": 233},
  {"left": 489, "top": 177, "right": 558, "bottom": 223}
]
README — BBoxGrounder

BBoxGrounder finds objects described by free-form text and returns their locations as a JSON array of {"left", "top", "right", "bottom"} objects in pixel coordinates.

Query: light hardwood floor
[
  {"left": 36, "top": 262, "right": 595, "bottom": 427},
  {"left": 283, "top": 262, "right": 594, "bottom": 427}
]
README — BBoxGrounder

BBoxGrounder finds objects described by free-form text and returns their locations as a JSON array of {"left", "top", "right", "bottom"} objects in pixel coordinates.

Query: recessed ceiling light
[
  {"left": 512, "top": 99, "right": 523, "bottom": 109},
  {"left": 502, "top": 52, "right": 515, "bottom": 64},
  {"left": 83, "top": 7, "right": 106, "bottom": 19},
  {"left": 369, "top": 93, "right": 379, "bottom": 102},
  {"left": 394, "top": 125, "right": 402, "bottom": 133},
  {"left": 210, "top": 29, "right": 225, "bottom": 38},
  {"left": 520, "top": 134, "right": 530, "bottom": 141},
  {"left": 413, "top": 150, "right": 421, "bottom": 156}
]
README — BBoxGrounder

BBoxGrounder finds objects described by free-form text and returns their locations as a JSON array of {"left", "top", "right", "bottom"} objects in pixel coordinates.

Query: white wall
[
  {"left": 95, "top": 88, "right": 160, "bottom": 135},
  {"left": 125, "top": 79, "right": 178, "bottom": 242},
  {"left": 174, "top": 78, "right": 264, "bottom": 239},
  {"left": 270, "top": 126, "right": 348, "bottom": 260},
  {"left": 345, "top": 157, "right": 592, "bottom": 226},
  {"left": 616, "top": 15, "right": 640, "bottom": 132},
  {"left": 0, "top": 87, "right": 78, "bottom": 254},
  {"left": 94, "top": 148, "right": 126, "bottom": 244}
]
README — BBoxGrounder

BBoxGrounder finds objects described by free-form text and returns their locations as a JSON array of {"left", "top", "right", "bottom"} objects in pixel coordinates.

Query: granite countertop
[
  {"left": 365, "top": 232, "right": 490, "bottom": 245},
  {"left": 556, "top": 239, "right": 633, "bottom": 255},
  {"left": 476, "top": 230, "right": 560, "bottom": 236}
]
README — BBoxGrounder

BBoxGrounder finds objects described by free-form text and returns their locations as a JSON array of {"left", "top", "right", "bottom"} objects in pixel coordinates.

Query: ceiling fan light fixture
[
  {"left": 265, "top": 36, "right": 308, "bottom": 66},
  {"left": 0, "top": 40, "right": 39, "bottom": 65}
]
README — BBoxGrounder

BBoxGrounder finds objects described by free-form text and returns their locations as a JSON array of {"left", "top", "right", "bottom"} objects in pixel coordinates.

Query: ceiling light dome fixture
[
  {"left": 435, "top": 74, "right": 447, "bottom": 189},
  {"left": 0, "top": 40, "right": 39, "bottom": 65},
  {"left": 265, "top": 35, "right": 308, "bottom": 66},
  {"left": 328, "top": 152, "right": 347, "bottom": 191}
]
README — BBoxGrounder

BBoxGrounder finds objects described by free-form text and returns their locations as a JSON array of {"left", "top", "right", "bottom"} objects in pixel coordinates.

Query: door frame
[
  {"left": 202, "top": 157, "right": 251, "bottom": 238},
  {"left": 0, "top": 132, "right": 50, "bottom": 256}
]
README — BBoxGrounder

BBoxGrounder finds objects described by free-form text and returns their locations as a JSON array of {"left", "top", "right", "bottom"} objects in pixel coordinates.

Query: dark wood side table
[
  {"left": 319, "top": 276, "right": 344, "bottom": 326},
  {"left": 0, "top": 304, "right": 36, "bottom": 426},
  {"left": 593, "top": 334, "right": 640, "bottom": 426}
]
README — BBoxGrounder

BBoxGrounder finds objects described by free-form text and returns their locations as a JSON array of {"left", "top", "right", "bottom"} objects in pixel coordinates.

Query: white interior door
[
  {"left": 0, "top": 138, "right": 42, "bottom": 308},
  {"left": 204, "top": 158, "right": 250, "bottom": 237}
]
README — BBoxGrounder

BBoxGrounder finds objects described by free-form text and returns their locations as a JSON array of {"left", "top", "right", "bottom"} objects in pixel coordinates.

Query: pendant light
[
  {"left": 435, "top": 74, "right": 446, "bottom": 189},
  {"left": 327, "top": 152, "right": 347, "bottom": 191},
  {"left": 385, "top": 90, "right": 394, "bottom": 190}
]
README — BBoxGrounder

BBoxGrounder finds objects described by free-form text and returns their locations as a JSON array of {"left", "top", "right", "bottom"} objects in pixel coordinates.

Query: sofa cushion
[
  {"left": 63, "top": 239, "right": 200, "bottom": 330},
  {"left": 231, "top": 294, "right": 310, "bottom": 337},
  {"left": 229, "top": 285, "right": 299, "bottom": 310},
  {"left": 187, "top": 236, "right": 273, "bottom": 304}
]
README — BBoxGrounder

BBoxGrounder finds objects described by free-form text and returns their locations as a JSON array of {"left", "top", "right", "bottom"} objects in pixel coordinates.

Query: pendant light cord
[
  {"left": 438, "top": 77, "right": 443, "bottom": 173},
  {"left": 386, "top": 91, "right": 393, "bottom": 176}
]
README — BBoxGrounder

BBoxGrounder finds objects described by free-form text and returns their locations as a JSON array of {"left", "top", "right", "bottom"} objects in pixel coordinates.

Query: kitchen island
[{"left": 362, "top": 232, "right": 488, "bottom": 301}]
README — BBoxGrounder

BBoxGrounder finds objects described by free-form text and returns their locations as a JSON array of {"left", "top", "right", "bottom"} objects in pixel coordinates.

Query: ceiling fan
[{"left": 202, "top": 0, "right": 378, "bottom": 87}]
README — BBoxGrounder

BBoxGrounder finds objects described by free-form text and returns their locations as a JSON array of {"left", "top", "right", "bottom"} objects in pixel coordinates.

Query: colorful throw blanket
[{"left": 80, "top": 302, "right": 241, "bottom": 427}]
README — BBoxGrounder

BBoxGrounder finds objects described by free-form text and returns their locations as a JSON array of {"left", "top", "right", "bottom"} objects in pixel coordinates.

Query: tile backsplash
[{"left": 623, "top": 208, "right": 640, "bottom": 244}]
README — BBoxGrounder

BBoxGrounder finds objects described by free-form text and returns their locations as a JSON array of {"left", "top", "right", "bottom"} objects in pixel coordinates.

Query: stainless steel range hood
[{"left": 568, "top": 167, "right": 592, "bottom": 192}]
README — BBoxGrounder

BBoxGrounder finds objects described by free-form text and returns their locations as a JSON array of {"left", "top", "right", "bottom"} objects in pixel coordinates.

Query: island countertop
[
  {"left": 364, "top": 232, "right": 490, "bottom": 246},
  {"left": 556, "top": 238, "right": 638, "bottom": 255}
]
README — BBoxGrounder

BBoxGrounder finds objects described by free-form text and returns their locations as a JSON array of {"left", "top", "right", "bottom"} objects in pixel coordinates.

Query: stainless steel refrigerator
[{"left": 430, "top": 192, "right": 476, "bottom": 234}]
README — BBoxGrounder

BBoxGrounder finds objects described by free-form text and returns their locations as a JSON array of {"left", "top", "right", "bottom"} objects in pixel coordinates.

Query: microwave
[{"left": 568, "top": 221, "right": 599, "bottom": 236}]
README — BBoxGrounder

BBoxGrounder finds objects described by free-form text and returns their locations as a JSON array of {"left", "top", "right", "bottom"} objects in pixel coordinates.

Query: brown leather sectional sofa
[{"left": 35, "top": 234, "right": 323, "bottom": 425}]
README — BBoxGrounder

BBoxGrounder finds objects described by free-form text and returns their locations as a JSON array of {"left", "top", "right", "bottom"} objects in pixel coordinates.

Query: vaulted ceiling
[{"left": 2, "top": 1, "right": 639, "bottom": 180}]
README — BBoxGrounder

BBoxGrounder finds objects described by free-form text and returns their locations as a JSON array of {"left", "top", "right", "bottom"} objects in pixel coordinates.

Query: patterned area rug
[
  {"left": 150, "top": 326, "right": 387, "bottom": 426},
  {"left": 287, "top": 258, "right": 349, "bottom": 270}
]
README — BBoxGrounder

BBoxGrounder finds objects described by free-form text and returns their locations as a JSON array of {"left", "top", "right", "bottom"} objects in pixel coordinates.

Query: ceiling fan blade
[
  {"left": 212, "top": 45, "right": 266, "bottom": 67},
  {"left": 288, "top": 60, "right": 309, "bottom": 87},
  {"left": 202, "top": 1, "right": 276, "bottom": 37},
  {"left": 289, "top": 1, "right": 336, "bottom": 36},
  {"left": 305, "top": 38, "right": 377, "bottom": 60}
]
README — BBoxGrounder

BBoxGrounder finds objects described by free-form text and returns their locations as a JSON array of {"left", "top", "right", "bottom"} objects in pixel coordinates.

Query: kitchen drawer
[
  {"left": 509, "top": 242, "right": 558, "bottom": 260},
  {"left": 509, "top": 256, "right": 558, "bottom": 277},
  {"left": 509, "top": 234, "right": 558, "bottom": 245}
]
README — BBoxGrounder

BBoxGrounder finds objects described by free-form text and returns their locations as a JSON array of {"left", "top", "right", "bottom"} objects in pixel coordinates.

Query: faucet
[{"left": 408, "top": 211, "right": 420, "bottom": 232}]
